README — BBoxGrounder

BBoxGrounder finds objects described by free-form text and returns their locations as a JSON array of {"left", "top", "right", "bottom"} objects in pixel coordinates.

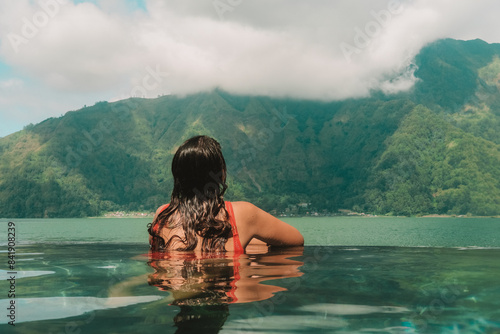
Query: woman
[{"left": 148, "top": 135, "right": 304, "bottom": 253}]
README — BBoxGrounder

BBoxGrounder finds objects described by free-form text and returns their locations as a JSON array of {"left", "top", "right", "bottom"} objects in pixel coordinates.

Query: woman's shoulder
[
  {"left": 229, "top": 201, "right": 258, "bottom": 217},
  {"left": 157, "top": 204, "right": 169, "bottom": 213},
  {"left": 154, "top": 204, "right": 170, "bottom": 219},
  {"left": 228, "top": 201, "right": 263, "bottom": 228}
]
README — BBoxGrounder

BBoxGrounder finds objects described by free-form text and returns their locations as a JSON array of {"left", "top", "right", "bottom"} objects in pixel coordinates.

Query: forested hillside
[
  {"left": 365, "top": 106, "right": 500, "bottom": 216},
  {"left": 1, "top": 38, "right": 500, "bottom": 217}
]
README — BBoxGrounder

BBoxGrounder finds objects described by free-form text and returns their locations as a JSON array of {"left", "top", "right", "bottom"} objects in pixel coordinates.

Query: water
[
  {"left": 2, "top": 216, "right": 499, "bottom": 247},
  {"left": 1, "top": 217, "right": 499, "bottom": 333}
]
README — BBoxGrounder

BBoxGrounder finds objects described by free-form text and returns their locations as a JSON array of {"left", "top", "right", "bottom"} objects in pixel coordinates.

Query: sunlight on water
[
  {"left": 0, "top": 296, "right": 163, "bottom": 324},
  {"left": 0, "top": 269, "right": 54, "bottom": 280}
]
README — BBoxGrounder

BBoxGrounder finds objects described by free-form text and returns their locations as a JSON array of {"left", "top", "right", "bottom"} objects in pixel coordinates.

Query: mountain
[
  {"left": 1, "top": 38, "right": 500, "bottom": 217},
  {"left": 365, "top": 105, "right": 500, "bottom": 216}
]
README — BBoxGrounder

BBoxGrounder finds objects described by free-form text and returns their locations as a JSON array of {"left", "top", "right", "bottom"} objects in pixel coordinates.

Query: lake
[
  {"left": 1, "top": 217, "right": 499, "bottom": 333},
  {"left": 2, "top": 216, "right": 500, "bottom": 247}
]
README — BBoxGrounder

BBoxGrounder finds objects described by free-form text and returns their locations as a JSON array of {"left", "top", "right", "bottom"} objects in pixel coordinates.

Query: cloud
[
  {"left": 0, "top": 78, "right": 23, "bottom": 89},
  {"left": 0, "top": 0, "right": 500, "bottom": 136}
]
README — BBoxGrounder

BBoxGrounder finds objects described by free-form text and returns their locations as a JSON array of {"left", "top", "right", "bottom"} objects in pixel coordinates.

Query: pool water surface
[{"left": 1, "top": 244, "right": 499, "bottom": 333}]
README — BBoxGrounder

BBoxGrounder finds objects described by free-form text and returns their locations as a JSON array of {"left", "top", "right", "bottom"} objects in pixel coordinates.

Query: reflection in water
[{"left": 147, "top": 247, "right": 303, "bottom": 333}]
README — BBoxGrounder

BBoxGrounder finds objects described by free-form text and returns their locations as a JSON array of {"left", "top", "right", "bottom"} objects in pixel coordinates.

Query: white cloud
[
  {"left": 0, "top": 78, "right": 23, "bottom": 88},
  {"left": 1, "top": 0, "right": 500, "bottom": 136}
]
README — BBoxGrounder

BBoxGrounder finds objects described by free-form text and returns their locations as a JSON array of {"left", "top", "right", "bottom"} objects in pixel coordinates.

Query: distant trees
[{"left": 364, "top": 106, "right": 500, "bottom": 216}]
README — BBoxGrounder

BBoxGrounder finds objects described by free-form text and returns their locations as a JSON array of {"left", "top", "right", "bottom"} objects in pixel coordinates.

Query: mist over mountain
[{"left": 1, "top": 38, "right": 500, "bottom": 217}]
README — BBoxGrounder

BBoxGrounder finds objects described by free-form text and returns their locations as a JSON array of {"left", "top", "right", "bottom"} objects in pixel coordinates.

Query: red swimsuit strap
[
  {"left": 225, "top": 201, "right": 244, "bottom": 254},
  {"left": 224, "top": 201, "right": 243, "bottom": 303}
]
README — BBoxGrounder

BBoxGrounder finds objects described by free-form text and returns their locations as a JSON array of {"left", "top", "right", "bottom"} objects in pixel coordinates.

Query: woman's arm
[{"left": 232, "top": 201, "right": 304, "bottom": 248}]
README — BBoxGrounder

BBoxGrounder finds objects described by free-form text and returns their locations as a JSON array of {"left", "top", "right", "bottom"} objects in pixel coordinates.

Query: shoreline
[
  {"left": 97, "top": 212, "right": 155, "bottom": 218},
  {"left": 90, "top": 211, "right": 500, "bottom": 219}
]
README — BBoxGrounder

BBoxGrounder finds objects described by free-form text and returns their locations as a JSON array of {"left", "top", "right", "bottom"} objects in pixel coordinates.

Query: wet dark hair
[{"left": 148, "top": 135, "right": 231, "bottom": 252}]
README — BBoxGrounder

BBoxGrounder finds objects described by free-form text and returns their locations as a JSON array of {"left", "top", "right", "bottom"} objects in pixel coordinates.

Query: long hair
[{"left": 148, "top": 136, "right": 231, "bottom": 253}]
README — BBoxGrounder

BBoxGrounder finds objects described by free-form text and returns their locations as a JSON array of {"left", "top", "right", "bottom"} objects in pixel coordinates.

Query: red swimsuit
[{"left": 225, "top": 201, "right": 244, "bottom": 253}]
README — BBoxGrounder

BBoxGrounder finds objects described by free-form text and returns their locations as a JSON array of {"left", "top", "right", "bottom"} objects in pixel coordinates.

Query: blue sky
[{"left": 1, "top": 0, "right": 500, "bottom": 137}]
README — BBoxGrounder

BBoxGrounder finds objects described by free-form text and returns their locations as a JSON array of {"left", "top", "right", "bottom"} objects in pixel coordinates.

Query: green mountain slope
[
  {"left": 1, "top": 38, "right": 500, "bottom": 217},
  {"left": 413, "top": 38, "right": 500, "bottom": 110},
  {"left": 365, "top": 106, "right": 500, "bottom": 216}
]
